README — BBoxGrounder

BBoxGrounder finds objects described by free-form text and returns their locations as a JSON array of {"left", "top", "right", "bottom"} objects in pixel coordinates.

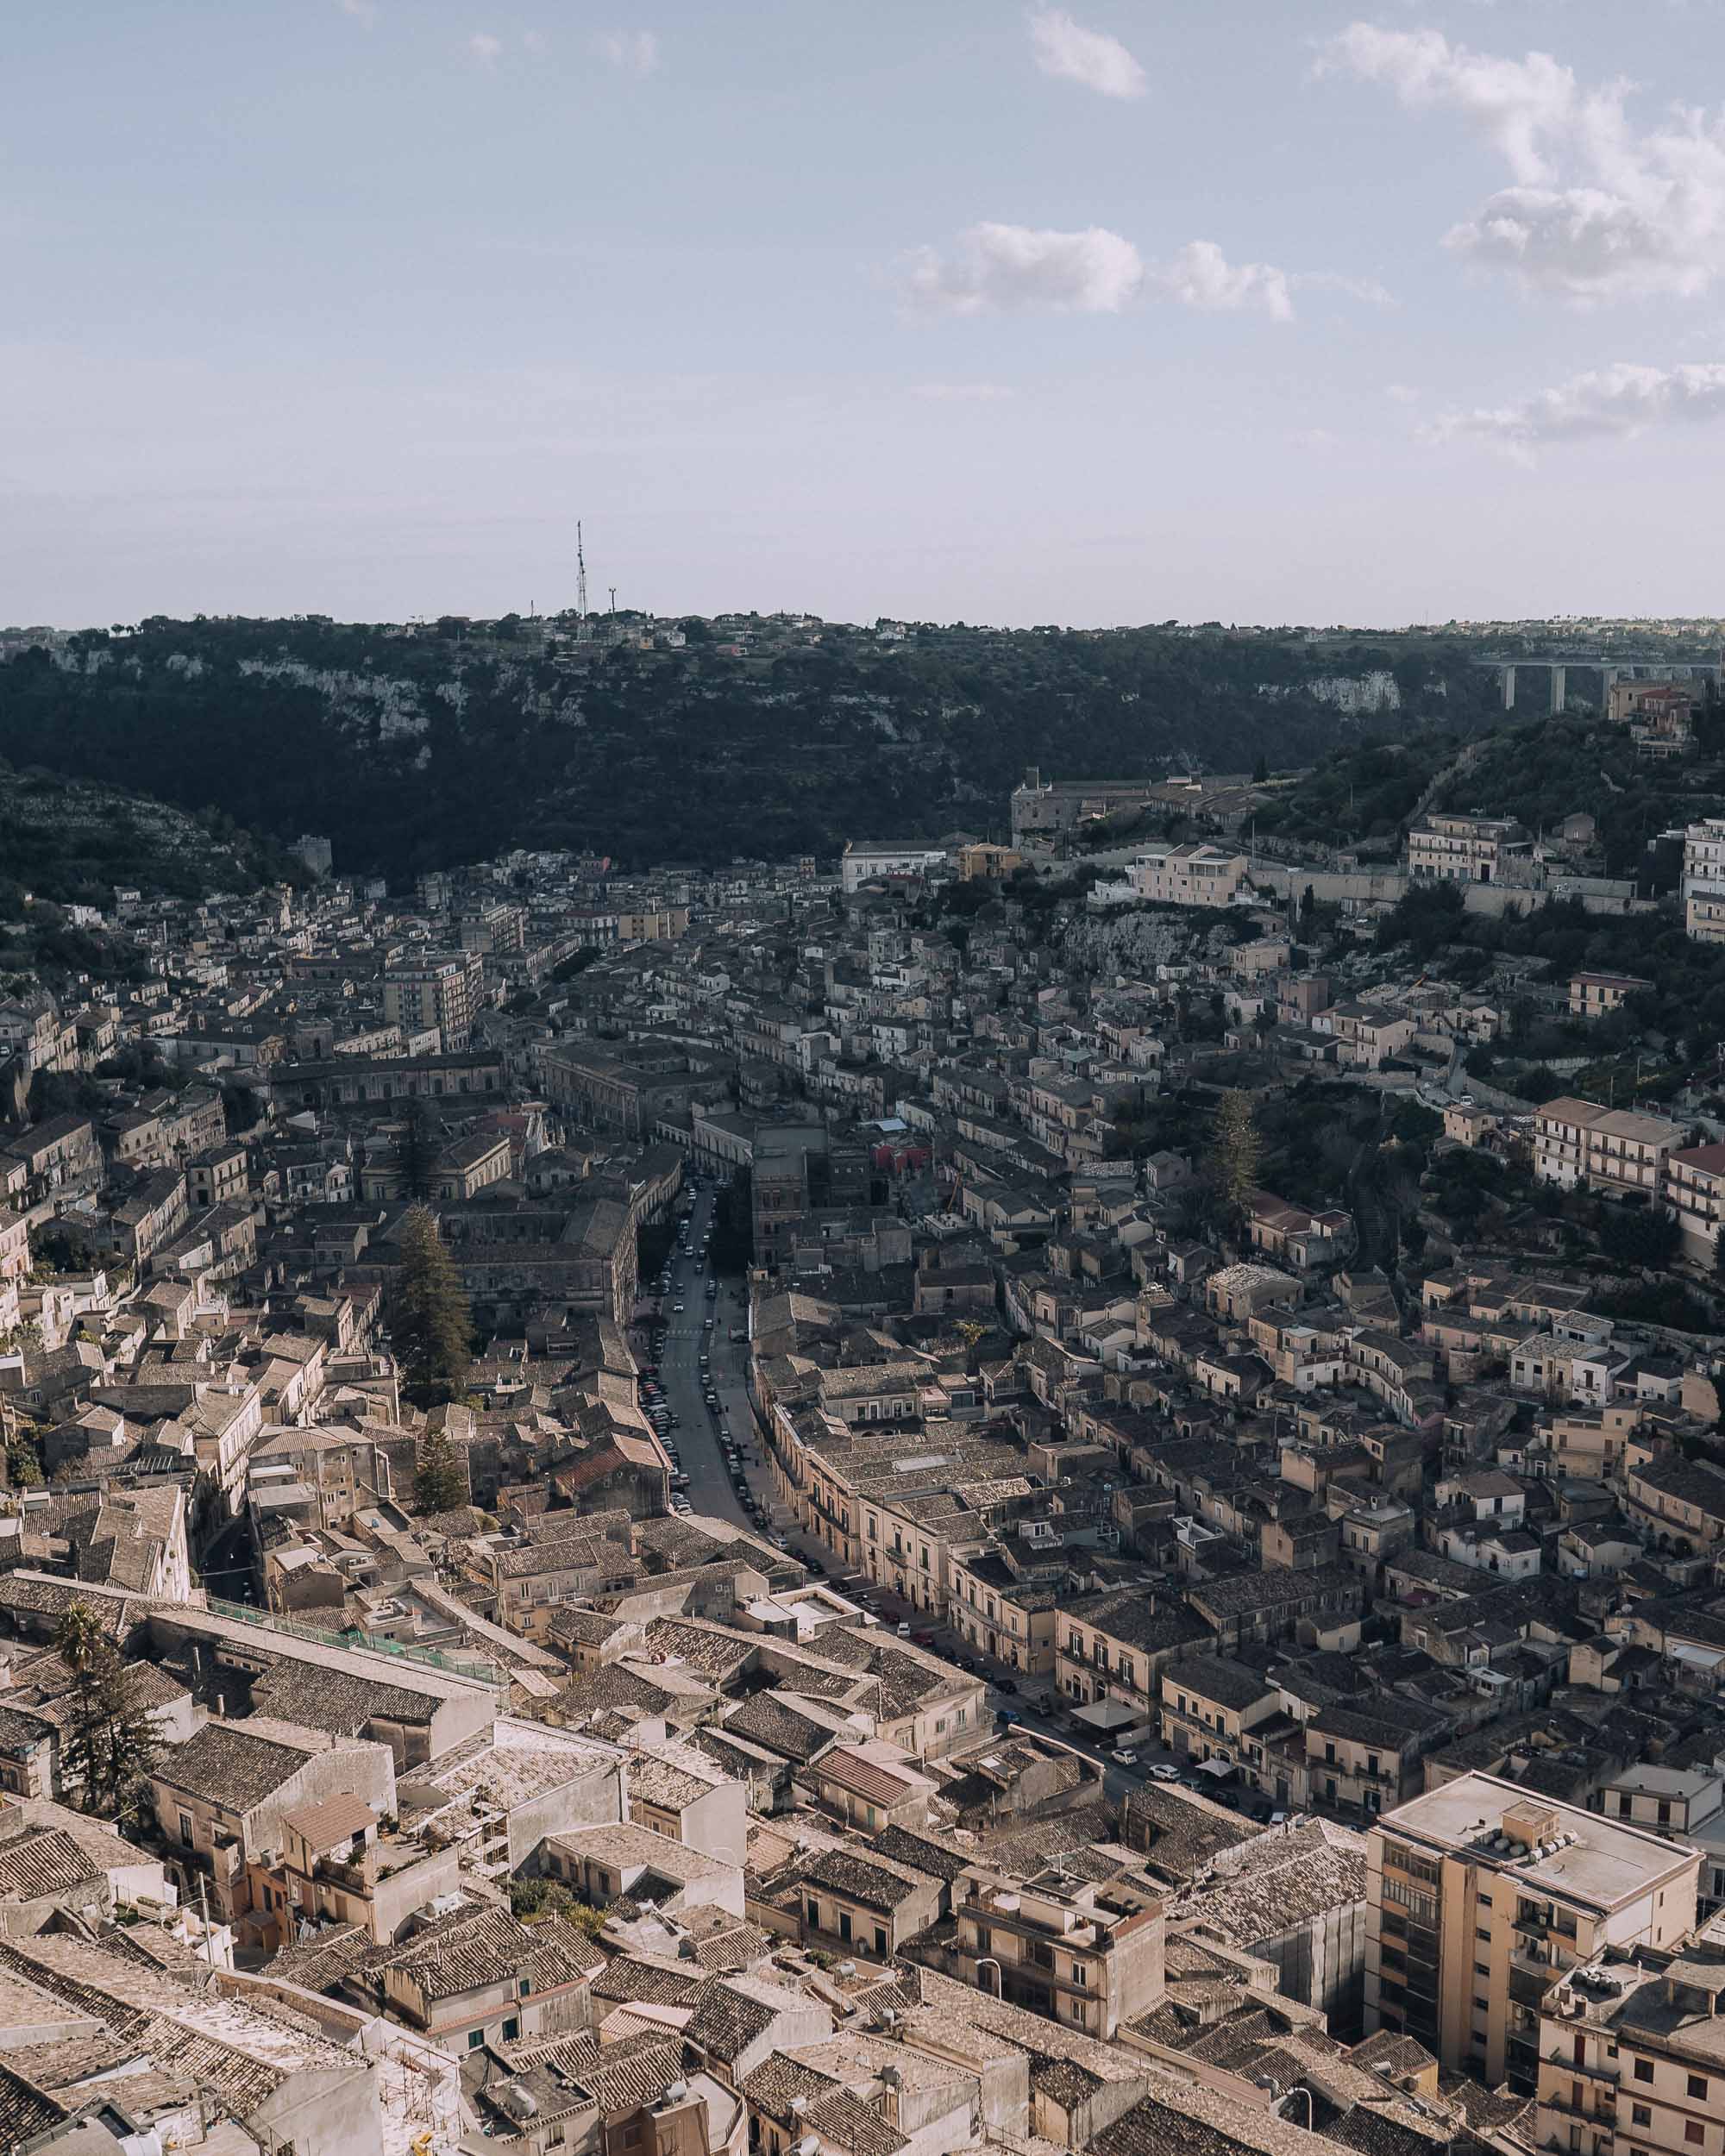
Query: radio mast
[{"left": 576, "top": 522, "right": 590, "bottom": 642}]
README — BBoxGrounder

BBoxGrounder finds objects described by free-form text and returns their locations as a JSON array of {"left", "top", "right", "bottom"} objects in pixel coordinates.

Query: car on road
[
  {"left": 911, "top": 1630, "right": 935, "bottom": 1647},
  {"left": 673, "top": 1301, "right": 686, "bottom": 1313},
  {"left": 1146, "top": 1763, "right": 1181, "bottom": 1782},
  {"left": 703, "top": 1317, "right": 716, "bottom": 1331},
  {"left": 995, "top": 1677, "right": 1019, "bottom": 1695},
  {"left": 1111, "top": 1749, "right": 1139, "bottom": 1768}
]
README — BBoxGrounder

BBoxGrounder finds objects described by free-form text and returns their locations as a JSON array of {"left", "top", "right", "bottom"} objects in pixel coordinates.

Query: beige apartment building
[
  {"left": 1535, "top": 1913, "right": 1725, "bottom": 2156},
  {"left": 953, "top": 1863, "right": 1164, "bottom": 2039},
  {"left": 1129, "top": 843, "right": 1249, "bottom": 910},
  {"left": 1534, "top": 1099, "right": 1683, "bottom": 1198},
  {"left": 383, "top": 953, "right": 481, "bottom": 1052},
  {"left": 1408, "top": 812, "right": 1532, "bottom": 885},
  {"left": 1366, "top": 1773, "right": 1700, "bottom": 2093}
]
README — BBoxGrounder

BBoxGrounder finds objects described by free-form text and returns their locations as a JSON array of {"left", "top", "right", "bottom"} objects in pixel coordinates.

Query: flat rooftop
[{"left": 1381, "top": 1771, "right": 1700, "bottom": 1913}]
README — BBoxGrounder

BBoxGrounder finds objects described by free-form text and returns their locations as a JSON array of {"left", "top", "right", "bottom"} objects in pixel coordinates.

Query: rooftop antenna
[
  {"left": 576, "top": 521, "right": 591, "bottom": 642},
  {"left": 609, "top": 586, "right": 618, "bottom": 616}
]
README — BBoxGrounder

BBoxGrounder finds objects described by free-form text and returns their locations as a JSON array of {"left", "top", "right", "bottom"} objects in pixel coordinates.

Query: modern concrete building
[
  {"left": 1365, "top": 1771, "right": 1701, "bottom": 2092},
  {"left": 1129, "top": 843, "right": 1250, "bottom": 910},
  {"left": 383, "top": 951, "right": 482, "bottom": 1052}
]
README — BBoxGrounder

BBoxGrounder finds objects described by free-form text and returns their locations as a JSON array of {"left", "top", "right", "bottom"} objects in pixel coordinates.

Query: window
[
  {"left": 1684, "top": 2129, "right": 1703, "bottom": 2149},
  {"left": 502, "top": 2018, "right": 519, "bottom": 2041},
  {"left": 467, "top": 2031, "right": 484, "bottom": 2050},
  {"left": 1689, "top": 2078, "right": 1709, "bottom": 2102},
  {"left": 1632, "top": 2108, "right": 1652, "bottom": 2128},
  {"left": 1634, "top": 2061, "right": 1654, "bottom": 2084}
]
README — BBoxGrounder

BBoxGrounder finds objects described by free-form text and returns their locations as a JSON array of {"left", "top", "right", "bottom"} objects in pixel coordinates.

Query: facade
[
  {"left": 952, "top": 1864, "right": 1164, "bottom": 2039},
  {"left": 839, "top": 842, "right": 949, "bottom": 894},
  {"left": 1535, "top": 1917, "right": 1725, "bottom": 2156},
  {"left": 1364, "top": 1771, "right": 1701, "bottom": 2092},
  {"left": 1129, "top": 843, "right": 1250, "bottom": 910},
  {"left": 1683, "top": 820, "right": 1725, "bottom": 943},
  {"left": 1534, "top": 1098, "right": 1683, "bottom": 1198},
  {"left": 1570, "top": 971, "right": 1653, "bottom": 1019},
  {"left": 1665, "top": 1142, "right": 1725, "bottom": 1262},
  {"left": 1407, "top": 812, "right": 1532, "bottom": 885},
  {"left": 383, "top": 953, "right": 482, "bottom": 1052}
]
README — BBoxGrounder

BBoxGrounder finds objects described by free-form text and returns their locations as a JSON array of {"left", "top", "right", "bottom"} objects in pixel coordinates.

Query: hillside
[
  {"left": 0, "top": 761, "right": 303, "bottom": 912},
  {"left": 0, "top": 617, "right": 1504, "bottom": 880}
]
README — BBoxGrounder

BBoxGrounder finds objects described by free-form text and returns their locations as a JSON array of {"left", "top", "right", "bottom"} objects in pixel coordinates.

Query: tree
[
  {"left": 1212, "top": 1089, "right": 1263, "bottom": 1217},
  {"left": 53, "top": 1601, "right": 160, "bottom": 1817},
  {"left": 412, "top": 1425, "right": 468, "bottom": 1514},
  {"left": 395, "top": 1100, "right": 436, "bottom": 1200},
  {"left": 391, "top": 1206, "right": 474, "bottom": 1402}
]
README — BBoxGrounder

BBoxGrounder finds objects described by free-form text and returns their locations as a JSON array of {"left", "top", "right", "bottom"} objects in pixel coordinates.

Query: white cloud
[
  {"left": 1324, "top": 22, "right": 1725, "bottom": 303},
  {"left": 523, "top": 28, "right": 548, "bottom": 56},
  {"left": 594, "top": 28, "right": 660, "bottom": 76},
  {"left": 338, "top": 0, "right": 378, "bottom": 24},
  {"left": 1423, "top": 360, "right": 1725, "bottom": 458},
  {"left": 468, "top": 30, "right": 502, "bottom": 65},
  {"left": 1384, "top": 383, "right": 1422, "bottom": 404},
  {"left": 1151, "top": 240, "right": 1295, "bottom": 321},
  {"left": 903, "top": 223, "right": 1145, "bottom": 314},
  {"left": 1028, "top": 8, "right": 1146, "bottom": 102}
]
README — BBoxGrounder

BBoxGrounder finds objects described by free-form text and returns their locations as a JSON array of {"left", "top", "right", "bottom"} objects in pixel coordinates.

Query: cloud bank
[
  {"left": 1424, "top": 360, "right": 1725, "bottom": 456},
  {"left": 1325, "top": 22, "right": 1725, "bottom": 303}
]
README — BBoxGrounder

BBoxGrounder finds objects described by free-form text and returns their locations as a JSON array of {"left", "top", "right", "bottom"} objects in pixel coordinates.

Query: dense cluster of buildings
[{"left": 2, "top": 764, "right": 1725, "bottom": 2156}]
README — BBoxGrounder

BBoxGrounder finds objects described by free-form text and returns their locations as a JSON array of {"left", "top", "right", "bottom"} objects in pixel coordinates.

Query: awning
[
  {"left": 1071, "top": 1699, "right": 1143, "bottom": 1733},
  {"left": 1192, "top": 1756, "right": 1235, "bottom": 1780}
]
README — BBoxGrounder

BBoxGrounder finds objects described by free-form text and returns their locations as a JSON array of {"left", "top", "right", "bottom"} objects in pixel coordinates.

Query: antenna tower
[{"left": 576, "top": 521, "right": 590, "bottom": 642}]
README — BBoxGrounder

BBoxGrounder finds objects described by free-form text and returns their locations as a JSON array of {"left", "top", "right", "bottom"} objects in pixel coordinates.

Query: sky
[{"left": 8, "top": 1, "right": 1725, "bottom": 630}]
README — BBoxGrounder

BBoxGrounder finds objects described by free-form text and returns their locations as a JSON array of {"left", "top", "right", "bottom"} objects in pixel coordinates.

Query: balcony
[{"left": 1548, "top": 2055, "right": 1619, "bottom": 2087}]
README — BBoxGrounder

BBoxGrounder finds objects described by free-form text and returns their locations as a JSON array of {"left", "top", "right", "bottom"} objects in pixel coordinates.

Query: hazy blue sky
[{"left": 8, "top": 2, "right": 1725, "bottom": 627}]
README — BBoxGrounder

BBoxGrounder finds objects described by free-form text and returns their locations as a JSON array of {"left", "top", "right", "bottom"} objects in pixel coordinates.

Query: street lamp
[
  {"left": 1255, "top": 2079, "right": 1314, "bottom": 2131},
  {"left": 975, "top": 1956, "right": 1003, "bottom": 1999}
]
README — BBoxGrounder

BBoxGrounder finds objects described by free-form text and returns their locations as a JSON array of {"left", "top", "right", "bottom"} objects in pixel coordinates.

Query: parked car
[
  {"left": 1146, "top": 1763, "right": 1181, "bottom": 1782},
  {"left": 995, "top": 1677, "right": 1019, "bottom": 1695},
  {"left": 1111, "top": 1749, "right": 1139, "bottom": 1768}
]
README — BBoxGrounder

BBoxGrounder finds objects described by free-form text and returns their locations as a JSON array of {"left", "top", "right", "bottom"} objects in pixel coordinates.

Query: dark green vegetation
[
  {"left": 0, "top": 618, "right": 1500, "bottom": 879},
  {"left": 391, "top": 1206, "right": 475, "bottom": 1408},
  {"left": 0, "top": 759, "right": 305, "bottom": 912},
  {"left": 53, "top": 1601, "right": 161, "bottom": 1821}
]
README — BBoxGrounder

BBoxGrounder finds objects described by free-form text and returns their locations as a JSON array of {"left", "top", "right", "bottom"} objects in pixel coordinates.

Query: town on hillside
[{"left": 7, "top": 684, "right": 1725, "bottom": 2156}]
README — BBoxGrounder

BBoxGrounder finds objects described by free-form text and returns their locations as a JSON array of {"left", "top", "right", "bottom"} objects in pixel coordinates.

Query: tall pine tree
[
  {"left": 413, "top": 1424, "right": 468, "bottom": 1514},
  {"left": 53, "top": 1600, "right": 160, "bottom": 1818},
  {"left": 392, "top": 1205, "right": 474, "bottom": 1404}
]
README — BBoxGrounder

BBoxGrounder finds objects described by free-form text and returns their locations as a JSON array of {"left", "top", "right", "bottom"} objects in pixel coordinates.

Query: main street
[
  {"left": 648, "top": 1180, "right": 1194, "bottom": 1815},
  {"left": 647, "top": 1184, "right": 756, "bottom": 1531}
]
